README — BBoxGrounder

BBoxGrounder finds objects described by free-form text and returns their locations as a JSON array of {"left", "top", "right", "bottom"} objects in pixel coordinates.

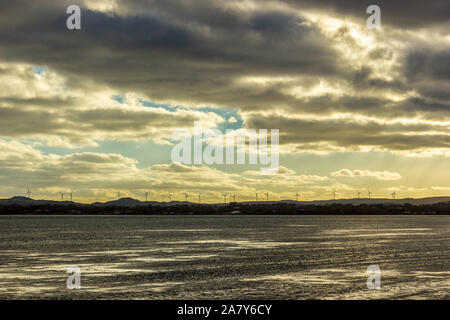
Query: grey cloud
[
  {"left": 0, "top": 103, "right": 223, "bottom": 145},
  {"left": 0, "top": 0, "right": 341, "bottom": 99},
  {"left": 0, "top": 0, "right": 448, "bottom": 154},
  {"left": 245, "top": 115, "right": 450, "bottom": 151},
  {"left": 0, "top": 97, "right": 78, "bottom": 108},
  {"left": 280, "top": 0, "right": 450, "bottom": 29},
  {"left": 352, "top": 66, "right": 405, "bottom": 91},
  {"left": 404, "top": 49, "right": 450, "bottom": 82},
  {"left": 417, "top": 85, "right": 450, "bottom": 102}
]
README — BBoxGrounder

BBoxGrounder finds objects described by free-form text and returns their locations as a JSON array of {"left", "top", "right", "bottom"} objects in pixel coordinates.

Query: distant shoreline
[
  {"left": 3, "top": 196, "right": 450, "bottom": 206},
  {"left": 0, "top": 213, "right": 448, "bottom": 216},
  {"left": 1, "top": 199, "right": 449, "bottom": 215}
]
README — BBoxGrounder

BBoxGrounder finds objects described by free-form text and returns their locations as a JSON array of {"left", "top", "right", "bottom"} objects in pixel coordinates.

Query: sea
[{"left": 0, "top": 215, "right": 448, "bottom": 299}]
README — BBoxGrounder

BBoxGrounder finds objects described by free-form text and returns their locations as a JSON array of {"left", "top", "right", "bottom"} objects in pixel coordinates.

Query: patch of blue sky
[
  {"left": 112, "top": 95, "right": 125, "bottom": 103},
  {"left": 141, "top": 100, "right": 243, "bottom": 130},
  {"left": 139, "top": 99, "right": 179, "bottom": 112},
  {"left": 196, "top": 106, "right": 243, "bottom": 131},
  {"left": 113, "top": 96, "right": 244, "bottom": 130},
  {"left": 32, "top": 66, "right": 47, "bottom": 75}
]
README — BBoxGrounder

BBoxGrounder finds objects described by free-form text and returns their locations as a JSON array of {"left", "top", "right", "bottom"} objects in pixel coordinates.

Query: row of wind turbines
[
  {"left": 23, "top": 188, "right": 398, "bottom": 203},
  {"left": 158, "top": 191, "right": 269, "bottom": 203},
  {"left": 130, "top": 189, "right": 398, "bottom": 203},
  {"left": 25, "top": 188, "right": 74, "bottom": 201}
]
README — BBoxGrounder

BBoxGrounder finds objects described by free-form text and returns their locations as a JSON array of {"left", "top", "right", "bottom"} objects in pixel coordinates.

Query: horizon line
[{"left": 3, "top": 195, "right": 450, "bottom": 205}]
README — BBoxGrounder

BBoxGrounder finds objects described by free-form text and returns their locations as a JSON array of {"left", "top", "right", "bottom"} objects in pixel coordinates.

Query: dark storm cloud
[
  {"left": 400, "top": 46, "right": 450, "bottom": 108},
  {"left": 417, "top": 85, "right": 450, "bottom": 102},
  {"left": 0, "top": 0, "right": 340, "bottom": 97},
  {"left": 280, "top": 0, "right": 450, "bottom": 28},
  {"left": 397, "top": 97, "right": 450, "bottom": 118},
  {"left": 116, "top": 0, "right": 450, "bottom": 29},
  {"left": 404, "top": 49, "right": 450, "bottom": 82}
]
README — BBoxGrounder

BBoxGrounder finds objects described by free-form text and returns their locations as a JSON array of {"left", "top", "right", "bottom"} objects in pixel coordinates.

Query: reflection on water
[{"left": 0, "top": 215, "right": 448, "bottom": 299}]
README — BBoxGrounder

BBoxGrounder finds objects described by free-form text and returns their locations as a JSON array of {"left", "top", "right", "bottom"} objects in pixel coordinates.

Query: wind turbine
[
  {"left": 184, "top": 192, "right": 189, "bottom": 202},
  {"left": 69, "top": 192, "right": 73, "bottom": 202},
  {"left": 60, "top": 192, "right": 65, "bottom": 201},
  {"left": 391, "top": 191, "right": 397, "bottom": 199},
  {"left": 357, "top": 191, "right": 361, "bottom": 199},
  {"left": 198, "top": 193, "right": 201, "bottom": 204},
  {"left": 255, "top": 192, "right": 258, "bottom": 202},
  {"left": 368, "top": 190, "right": 372, "bottom": 199},
  {"left": 332, "top": 190, "right": 336, "bottom": 200},
  {"left": 295, "top": 192, "right": 299, "bottom": 202},
  {"left": 265, "top": 192, "right": 269, "bottom": 201},
  {"left": 144, "top": 192, "right": 149, "bottom": 202},
  {"left": 168, "top": 192, "right": 172, "bottom": 202},
  {"left": 223, "top": 193, "right": 228, "bottom": 204},
  {"left": 117, "top": 192, "right": 121, "bottom": 199},
  {"left": 26, "top": 188, "right": 32, "bottom": 199}
]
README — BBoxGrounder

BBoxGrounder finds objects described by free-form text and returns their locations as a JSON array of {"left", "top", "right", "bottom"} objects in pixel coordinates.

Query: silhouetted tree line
[{"left": 0, "top": 202, "right": 449, "bottom": 215}]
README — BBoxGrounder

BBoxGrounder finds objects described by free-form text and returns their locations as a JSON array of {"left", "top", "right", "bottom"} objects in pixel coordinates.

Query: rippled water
[{"left": 0, "top": 215, "right": 448, "bottom": 299}]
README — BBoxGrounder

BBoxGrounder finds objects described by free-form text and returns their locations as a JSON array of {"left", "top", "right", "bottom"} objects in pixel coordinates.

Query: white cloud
[{"left": 331, "top": 169, "right": 402, "bottom": 181}]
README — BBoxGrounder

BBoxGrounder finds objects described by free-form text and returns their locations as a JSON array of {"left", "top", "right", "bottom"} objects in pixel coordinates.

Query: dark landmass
[{"left": 0, "top": 196, "right": 449, "bottom": 215}]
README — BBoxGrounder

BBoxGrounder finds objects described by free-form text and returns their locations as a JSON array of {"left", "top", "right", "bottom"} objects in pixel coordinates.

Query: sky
[{"left": 0, "top": 0, "right": 449, "bottom": 203}]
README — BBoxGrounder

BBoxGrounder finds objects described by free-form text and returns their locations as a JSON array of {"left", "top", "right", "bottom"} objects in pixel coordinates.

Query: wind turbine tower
[
  {"left": 332, "top": 190, "right": 336, "bottom": 200},
  {"left": 69, "top": 192, "right": 73, "bottom": 202},
  {"left": 168, "top": 192, "right": 172, "bottom": 202},
  {"left": 184, "top": 192, "right": 189, "bottom": 202},
  {"left": 223, "top": 193, "right": 228, "bottom": 204},
  {"left": 391, "top": 191, "right": 397, "bottom": 199},
  {"left": 368, "top": 190, "right": 372, "bottom": 199},
  {"left": 295, "top": 192, "right": 299, "bottom": 202},
  {"left": 144, "top": 192, "right": 149, "bottom": 202},
  {"left": 26, "top": 188, "right": 32, "bottom": 199},
  {"left": 357, "top": 191, "right": 361, "bottom": 199},
  {"left": 117, "top": 192, "right": 121, "bottom": 199},
  {"left": 265, "top": 192, "right": 269, "bottom": 201},
  {"left": 198, "top": 193, "right": 201, "bottom": 204},
  {"left": 255, "top": 192, "right": 258, "bottom": 202},
  {"left": 60, "top": 192, "right": 65, "bottom": 201}
]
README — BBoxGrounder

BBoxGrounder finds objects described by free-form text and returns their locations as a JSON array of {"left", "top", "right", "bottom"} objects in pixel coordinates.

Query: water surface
[{"left": 0, "top": 215, "right": 448, "bottom": 299}]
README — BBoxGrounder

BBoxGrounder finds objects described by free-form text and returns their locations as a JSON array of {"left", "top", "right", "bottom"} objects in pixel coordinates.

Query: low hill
[
  {"left": 1, "top": 196, "right": 449, "bottom": 207},
  {"left": 0, "top": 196, "right": 75, "bottom": 206}
]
